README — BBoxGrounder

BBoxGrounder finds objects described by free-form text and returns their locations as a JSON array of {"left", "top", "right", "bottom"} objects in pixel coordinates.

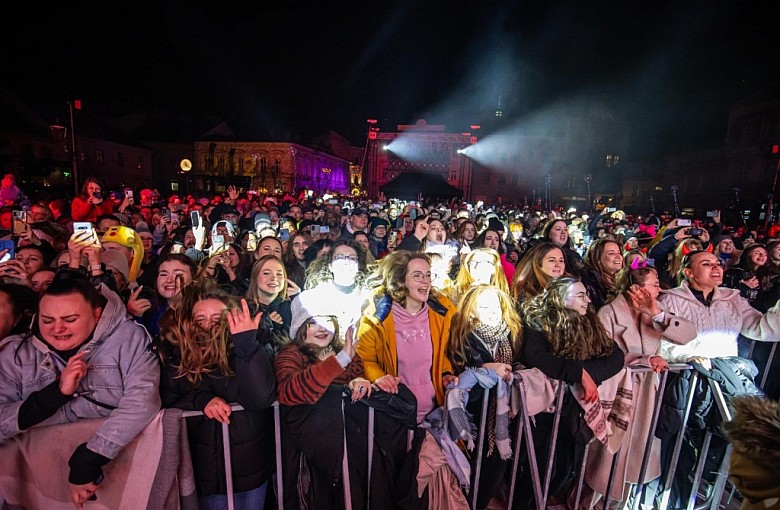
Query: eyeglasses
[
  {"left": 409, "top": 271, "right": 433, "bottom": 282},
  {"left": 333, "top": 254, "right": 358, "bottom": 263}
]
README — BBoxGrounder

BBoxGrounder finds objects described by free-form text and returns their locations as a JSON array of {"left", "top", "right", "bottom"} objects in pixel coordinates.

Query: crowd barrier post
[
  {"left": 341, "top": 398, "right": 353, "bottom": 510},
  {"left": 658, "top": 368, "right": 699, "bottom": 509},
  {"left": 630, "top": 368, "right": 670, "bottom": 510},
  {"left": 182, "top": 403, "right": 246, "bottom": 510},
  {"left": 761, "top": 342, "right": 777, "bottom": 389},
  {"left": 507, "top": 376, "right": 542, "bottom": 509},
  {"left": 367, "top": 406, "right": 375, "bottom": 510},
  {"left": 542, "top": 384, "right": 567, "bottom": 503},
  {"left": 705, "top": 379, "right": 734, "bottom": 510},
  {"left": 469, "top": 385, "right": 492, "bottom": 509},
  {"left": 273, "top": 401, "right": 284, "bottom": 510}
]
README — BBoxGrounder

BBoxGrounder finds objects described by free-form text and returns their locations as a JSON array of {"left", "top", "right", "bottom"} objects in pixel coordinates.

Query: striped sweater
[{"left": 274, "top": 344, "right": 365, "bottom": 405}]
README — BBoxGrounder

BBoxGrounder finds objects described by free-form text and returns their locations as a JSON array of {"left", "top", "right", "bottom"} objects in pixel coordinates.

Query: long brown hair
[
  {"left": 448, "top": 284, "right": 523, "bottom": 372},
  {"left": 583, "top": 238, "right": 622, "bottom": 291},
  {"left": 520, "top": 277, "right": 614, "bottom": 360},
  {"left": 158, "top": 280, "right": 236, "bottom": 385},
  {"left": 511, "top": 242, "right": 563, "bottom": 301}
]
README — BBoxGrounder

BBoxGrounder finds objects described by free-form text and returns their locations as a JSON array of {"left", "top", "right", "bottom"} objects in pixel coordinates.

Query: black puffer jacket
[{"left": 157, "top": 330, "right": 277, "bottom": 495}]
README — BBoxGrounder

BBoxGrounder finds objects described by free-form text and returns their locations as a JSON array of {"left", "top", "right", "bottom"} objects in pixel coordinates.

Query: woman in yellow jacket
[{"left": 357, "top": 250, "right": 458, "bottom": 424}]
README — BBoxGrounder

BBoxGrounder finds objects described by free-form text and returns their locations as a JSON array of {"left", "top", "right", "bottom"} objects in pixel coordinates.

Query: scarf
[{"left": 473, "top": 322, "right": 512, "bottom": 456}]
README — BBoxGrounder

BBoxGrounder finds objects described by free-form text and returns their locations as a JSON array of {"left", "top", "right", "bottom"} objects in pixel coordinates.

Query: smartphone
[
  {"left": 279, "top": 228, "right": 290, "bottom": 242},
  {"left": 677, "top": 219, "right": 692, "bottom": 227},
  {"left": 93, "top": 191, "right": 102, "bottom": 200},
  {"left": 320, "top": 225, "right": 330, "bottom": 234},
  {"left": 410, "top": 209, "right": 417, "bottom": 220},
  {"left": 211, "top": 234, "right": 225, "bottom": 254},
  {"left": 742, "top": 271, "right": 755, "bottom": 280},
  {"left": 706, "top": 211, "right": 717, "bottom": 218},
  {"left": 124, "top": 189, "right": 134, "bottom": 199},
  {"left": 190, "top": 210, "right": 200, "bottom": 228},
  {"left": 390, "top": 230, "right": 399, "bottom": 241},
  {"left": 73, "top": 222, "right": 92, "bottom": 232},
  {"left": 161, "top": 207, "right": 170, "bottom": 218},
  {"left": 0, "top": 239, "right": 14, "bottom": 262},
  {"left": 246, "top": 232, "right": 258, "bottom": 252},
  {"left": 329, "top": 199, "right": 338, "bottom": 205},
  {"left": 12, "top": 211, "right": 27, "bottom": 235}
]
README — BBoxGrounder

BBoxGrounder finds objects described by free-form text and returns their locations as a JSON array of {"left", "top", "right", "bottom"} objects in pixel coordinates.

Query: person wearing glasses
[
  {"left": 581, "top": 261, "right": 696, "bottom": 507},
  {"left": 291, "top": 239, "right": 373, "bottom": 335},
  {"left": 357, "top": 250, "right": 458, "bottom": 424}
]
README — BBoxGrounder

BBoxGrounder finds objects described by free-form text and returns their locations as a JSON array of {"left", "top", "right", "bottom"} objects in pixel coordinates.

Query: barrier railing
[{"left": 180, "top": 363, "right": 750, "bottom": 510}]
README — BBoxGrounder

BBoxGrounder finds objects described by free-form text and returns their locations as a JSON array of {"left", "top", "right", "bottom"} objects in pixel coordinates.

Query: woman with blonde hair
[
  {"left": 157, "top": 279, "right": 276, "bottom": 509},
  {"left": 511, "top": 242, "right": 566, "bottom": 303},
  {"left": 448, "top": 284, "right": 523, "bottom": 509},
  {"left": 446, "top": 247, "right": 510, "bottom": 305}
]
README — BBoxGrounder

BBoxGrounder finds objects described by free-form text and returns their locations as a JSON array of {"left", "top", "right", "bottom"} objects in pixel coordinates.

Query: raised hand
[
  {"left": 627, "top": 285, "right": 660, "bottom": 316},
  {"left": 127, "top": 286, "right": 152, "bottom": 316},
  {"left": 286, "top": 278, "right": 300, "bottom": 299},
  {"left": 414, "top": 216, "right": 430, "bottom": 241},
  {"left": 227, "top": 299, "right": 262, "bottom": 334}
]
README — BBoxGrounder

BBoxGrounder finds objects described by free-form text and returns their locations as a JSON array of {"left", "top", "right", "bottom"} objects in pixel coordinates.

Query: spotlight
[
  {"left": 382, "top": 144, "right": 388, "bottom": 151},
  {"left": 456, "top": 149, "right": 464, "bottom": 154}
]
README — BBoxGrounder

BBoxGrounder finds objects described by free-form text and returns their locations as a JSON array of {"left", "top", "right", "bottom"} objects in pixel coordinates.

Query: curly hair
[
  {"left": 520, "top": 277, "right": 614, "bottom": 360},
  {"left": 158, "top": 279, "right": 236, "bottom": 385},
  {"left": 374, "top": 250, "right": 440, "bottom": 306},
  {"left": 511, "top": 242, "right": 563, "bottom": 302},
  {"left": 304, "top": 238, "right": 372, "bottom": 290},
  {"left": 448, "top": 284, "right": 523, "bottom": 372}
]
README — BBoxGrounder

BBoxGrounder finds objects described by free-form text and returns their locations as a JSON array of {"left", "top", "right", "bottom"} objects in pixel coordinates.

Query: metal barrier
[{"left": 178, "top": 363, "right": 753, "bottom": 510}]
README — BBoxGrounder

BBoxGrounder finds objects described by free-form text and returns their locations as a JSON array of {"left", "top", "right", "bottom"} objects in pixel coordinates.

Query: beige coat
[{"left": 584, "top": 294, "right": 697, "bottom": 501}]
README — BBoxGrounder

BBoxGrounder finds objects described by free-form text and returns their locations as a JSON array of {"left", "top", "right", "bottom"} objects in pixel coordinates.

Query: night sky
[{"left": 2, "top": 2, "right": 778, "bottom": 160}]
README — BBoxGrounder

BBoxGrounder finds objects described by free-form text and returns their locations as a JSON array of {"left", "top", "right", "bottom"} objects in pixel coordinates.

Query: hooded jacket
[
  {"left": 723, "top": 396, "right": 780, "bottom": 510},
  {"left": 356, "top": 291, "right": 456, "bottom": 407},
  {"left": 0, "top": 284, "right": 161, "bottom": 460}
]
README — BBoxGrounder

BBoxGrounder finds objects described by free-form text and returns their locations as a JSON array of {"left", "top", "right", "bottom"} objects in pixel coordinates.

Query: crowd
[{"left": 1, "top": 174, "right": 779, "bottom": 510}]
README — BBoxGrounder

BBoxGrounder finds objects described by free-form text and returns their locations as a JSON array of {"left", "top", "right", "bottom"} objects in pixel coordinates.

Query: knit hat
[
  {"left": 134, "top": 221, "right": 152, "bottom": 235},
  {"left": 254, "top": 212, "right": 271, "bottom": 230},
  {"left": 716, "top": 235, "right": 733, "bottom": 244},
  {"left": 290, "top": 296, "right": 337, "bottom": 339},
  {"left": 369, "top": 217, "right": 391, "bottom": 234},
  {"left": 100, "top": 249, "right": 130, "bottom": 281}
]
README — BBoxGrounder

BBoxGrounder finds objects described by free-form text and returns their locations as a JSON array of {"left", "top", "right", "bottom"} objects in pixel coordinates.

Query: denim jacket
[{"left": 0, "top": 284, "right": 161, "bottom": 460}]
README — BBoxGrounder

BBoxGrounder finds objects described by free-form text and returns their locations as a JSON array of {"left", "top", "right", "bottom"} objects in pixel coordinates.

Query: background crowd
[{"left": 1, "top": 174, "right": 779, "bottom": 510}]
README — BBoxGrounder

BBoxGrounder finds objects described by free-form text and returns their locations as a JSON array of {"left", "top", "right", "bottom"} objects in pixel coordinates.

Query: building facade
[{"left": 192, "top": 141, "right": 351, "bottom": 196}]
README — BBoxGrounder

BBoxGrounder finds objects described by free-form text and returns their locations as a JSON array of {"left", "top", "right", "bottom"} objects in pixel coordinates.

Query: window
[
  {"left": 137, "top": 155, "right": 144, "bottom": 169},
  {"left": 497, "top": 175, "right": 506, "bottom": 185},
  {"left": 96, "top": 149, "right": 104, "bottom": 164}
]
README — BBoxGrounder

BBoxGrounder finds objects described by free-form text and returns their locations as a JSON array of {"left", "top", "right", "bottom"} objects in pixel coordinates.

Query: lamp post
[{"left": 67, "top": 101, "right": 79, "bottom": 196}]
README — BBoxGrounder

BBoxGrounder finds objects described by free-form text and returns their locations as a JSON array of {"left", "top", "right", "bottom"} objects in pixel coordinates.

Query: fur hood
[{"left": 723, "top": 396, "right": 780, "bottom": 471}]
